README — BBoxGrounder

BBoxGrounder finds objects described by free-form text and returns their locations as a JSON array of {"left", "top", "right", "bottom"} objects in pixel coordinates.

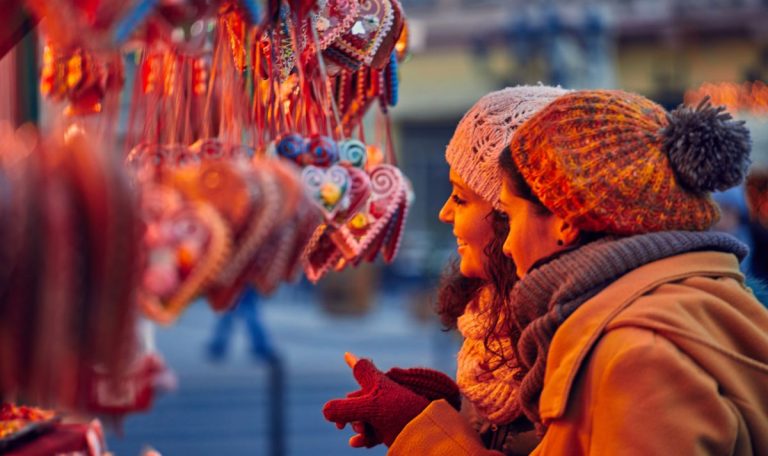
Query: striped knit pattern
[
  {"left": 510, "top": 90, "right": 721, "bottom": 234},
  {"left": 509, "top": 230, "right": 748, "bottom": 432},
  {"left": 457, "top": 287, "right": 524, "bottom": 425},
  {"left": 446, "top": 85, "right": 568, "bottom": 209}
]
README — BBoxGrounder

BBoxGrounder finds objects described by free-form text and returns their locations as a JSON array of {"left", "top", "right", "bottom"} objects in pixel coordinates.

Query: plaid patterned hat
[
  {"left": 445, "top": 85, "right": 569, "bottom": 209},
  {"left": 507, "top": 89, "right": 751, "bottom": 235}
]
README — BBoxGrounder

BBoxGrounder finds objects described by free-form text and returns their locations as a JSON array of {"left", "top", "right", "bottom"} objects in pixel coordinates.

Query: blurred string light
[{"left": 685, "top": 81, "right": 768, "bottom": 115}]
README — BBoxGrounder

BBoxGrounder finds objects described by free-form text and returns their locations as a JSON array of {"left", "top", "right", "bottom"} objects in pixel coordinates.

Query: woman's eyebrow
[{"left": 449, "top": 179, "right": 466, "bottom": 190}]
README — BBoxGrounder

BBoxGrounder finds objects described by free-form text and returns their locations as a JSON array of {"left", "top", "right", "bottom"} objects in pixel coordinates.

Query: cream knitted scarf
[{"left": 457, "top": 286, "right": 523, "bottom": 425}]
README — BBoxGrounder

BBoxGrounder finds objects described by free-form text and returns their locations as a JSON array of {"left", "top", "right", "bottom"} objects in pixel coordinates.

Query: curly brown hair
[{"left": 435, "top": 209, "right": 519, "bottom": 367}]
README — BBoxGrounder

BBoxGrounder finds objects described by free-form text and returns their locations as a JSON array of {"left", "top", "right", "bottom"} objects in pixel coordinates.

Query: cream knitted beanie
[{"left": 445, "top": 85, "right": 569, "bottom": 209}]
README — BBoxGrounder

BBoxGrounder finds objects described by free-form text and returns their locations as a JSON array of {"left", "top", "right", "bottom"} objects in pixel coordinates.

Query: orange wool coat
[{"left": 389, "top": 251, "right": 768, "bottom": 455}]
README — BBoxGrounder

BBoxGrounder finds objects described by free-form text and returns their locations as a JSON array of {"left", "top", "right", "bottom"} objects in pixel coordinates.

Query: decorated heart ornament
[
  {"left": 382, "top": 177, "right": 411, "bottom": 262},
  {"left": 333, "top": 164, "right": 371, "bottom": 224},
  {"left": 323, "top": 0, "right": 401, "bottom": 70},
  {"left": 302, "top": 163, "right": 406, "bottom": 279},
  {"left": 212, "top": 165, "right": 281, "bottom": 291},
  {"left": 302, "top": 164, "right": 350, "bottom": 218},
  {"left": 301, "top": 0, "right": 358, "bottom": 66},
  {"left": 139, "top": 199, "right": 232, "bottom": 325},
  {"left": 303, "top": 224, "right": 343, "bottom": 283}
]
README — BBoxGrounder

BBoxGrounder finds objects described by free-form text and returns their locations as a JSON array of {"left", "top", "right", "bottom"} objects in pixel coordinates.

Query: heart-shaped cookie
[
  {"left": 301, "top": 0, "right": 358, "bottom": 65},
  {"left": 302, "top": 164, "right": 351, "bottom": 218},
  {"left": 323, "top": 0, "right": 402, "bottom": 70},
  {"left": 139, "top": 199, "right": 232, "bottom": 325},
  {"left": 333, "top": 164, "right": 371, "bottom": 223},
  {"left": 302, "top": 163, "right": 406, "bottom": 280}
]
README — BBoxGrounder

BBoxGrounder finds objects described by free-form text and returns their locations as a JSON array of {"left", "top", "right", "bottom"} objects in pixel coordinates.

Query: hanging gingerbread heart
[
  {"left": 168, "top": 160, "right": 255, "bottom": 236},
  {"left": 349, "top": 163, "right": 406, "bottom": 259},
  {"left": 302, "top": 224, "right": 343, "bottom": 283},
  {"left": 301, "top": 0, "right": 358, "bottom": 69},
  {"left": 336, "top": 164, "right": 370, "bottom": 222},
  {"left": 302, "top": 164, "right": 350, "bottom": 218},
  {"left": 212, "top": 164, "right": 281, "bottom": 291},
  {"left": 323, "top": 0, "right": 402, "bottom": 71},
  {"left": 139, "top": 194, "right": 232, "bottom": 325},
  {"left": 248, "top": 160, "right": 316, "bottom": 294},
  {"left": 369, "top": 0, "right": 403, "bottom": 69},
  {"left": 381, "top": 178, "right": 411, "bottom": 262}
]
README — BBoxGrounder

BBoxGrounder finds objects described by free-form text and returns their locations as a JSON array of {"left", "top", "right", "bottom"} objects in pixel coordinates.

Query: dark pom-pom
[{"left": 662, "top": 96, "right": 751, "bottom": 193}]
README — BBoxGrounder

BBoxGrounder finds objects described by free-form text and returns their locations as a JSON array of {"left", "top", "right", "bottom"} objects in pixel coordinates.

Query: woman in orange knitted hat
[{"left": 483, "top": 90, "right": 768, "bottom": 455}]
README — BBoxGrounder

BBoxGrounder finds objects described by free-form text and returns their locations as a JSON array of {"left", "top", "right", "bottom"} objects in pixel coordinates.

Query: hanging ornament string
[
  {"left": 285, "top": 1, "right": 321, "bottom": 137},
  {"left": 203, "top": 28, "right": 224, "bottom": 141},
  {"left": 252, "top": 35, "right": 268, "bottom": 150},
  {"left": 309, "top": 17, "right": 342, "bottom": 140}
]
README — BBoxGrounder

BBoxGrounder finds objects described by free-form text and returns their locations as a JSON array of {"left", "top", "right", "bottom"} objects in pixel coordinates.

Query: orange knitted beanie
[{"left": 508, "top": 90, "right": 752, "bottom": 235}]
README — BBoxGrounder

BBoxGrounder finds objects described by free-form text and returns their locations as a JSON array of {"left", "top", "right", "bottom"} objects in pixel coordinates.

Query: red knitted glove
[
  {"left": 386, "top": 367, "right": 461, "bottom": 411},
  {"left": 323, "top": 359, "right": 429, "bottom": 448}
]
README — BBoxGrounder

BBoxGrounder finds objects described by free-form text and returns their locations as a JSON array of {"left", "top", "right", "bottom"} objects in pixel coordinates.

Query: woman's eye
[{"left": 451, "top": 194, "right": 466, "bottom": 206}]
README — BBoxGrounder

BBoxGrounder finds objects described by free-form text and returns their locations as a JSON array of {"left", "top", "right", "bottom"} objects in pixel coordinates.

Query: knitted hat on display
[
  {"left": 508, "top": 90, "right": 752, "bottom": 234},
  {"left": 445, "top": 85, "right": 569, "bottom": 209}
]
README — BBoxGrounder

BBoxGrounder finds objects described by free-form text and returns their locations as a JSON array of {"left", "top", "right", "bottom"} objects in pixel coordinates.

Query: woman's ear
[{"left": 555, "top": 218, "right": 581, "bottom": 248}]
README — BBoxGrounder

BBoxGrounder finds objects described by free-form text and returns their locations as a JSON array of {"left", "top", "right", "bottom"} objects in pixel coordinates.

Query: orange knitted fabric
[{"left": 509, "top": 90, "right": 721, "bottom": 235}]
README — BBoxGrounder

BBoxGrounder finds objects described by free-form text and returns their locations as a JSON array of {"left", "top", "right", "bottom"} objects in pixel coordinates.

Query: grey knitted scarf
[{"left": 510, "top": 230, "right": 748, "bottom": 431}]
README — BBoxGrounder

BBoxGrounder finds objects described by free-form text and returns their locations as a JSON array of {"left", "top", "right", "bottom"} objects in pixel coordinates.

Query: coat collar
[{"left": 538, "top": 251, "right": 744, "bottom": 421}]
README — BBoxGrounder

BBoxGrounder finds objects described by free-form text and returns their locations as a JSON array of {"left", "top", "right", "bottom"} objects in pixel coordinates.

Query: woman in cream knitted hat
[
  {"left": 437, "top": 85, "right": 568, "bottom": 454},
  {"left": 323, "top": 85, "right": 569, "bottom": 455}
]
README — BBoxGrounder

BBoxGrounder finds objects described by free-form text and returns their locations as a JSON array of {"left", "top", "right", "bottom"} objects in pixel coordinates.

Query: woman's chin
[{"left": 459, "top": 262, "right": 487, "bottom": 281}]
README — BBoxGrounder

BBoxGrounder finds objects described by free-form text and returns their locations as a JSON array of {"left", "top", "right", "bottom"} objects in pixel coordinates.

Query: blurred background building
[{"left": 386, "top": 0, "right": 768, "bottom": 291}]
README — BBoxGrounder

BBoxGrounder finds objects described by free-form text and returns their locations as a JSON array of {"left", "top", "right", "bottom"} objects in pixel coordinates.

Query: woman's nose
[
  {"left": 502, "top": 235, "right": 514, "bottom": 259},
  {"left": 438, "top": 199, "right": 453, "bottom": 224}
]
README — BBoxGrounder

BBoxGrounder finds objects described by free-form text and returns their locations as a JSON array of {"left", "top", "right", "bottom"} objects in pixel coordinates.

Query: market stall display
[{"left": 1, "top": 0, "right": 411, "bottom": 452}]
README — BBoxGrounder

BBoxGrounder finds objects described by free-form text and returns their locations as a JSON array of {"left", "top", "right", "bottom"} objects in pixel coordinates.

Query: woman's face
[
  {"left": 439, "top": 170, "right": 496, "bottom": 280},
  {"left": 498, "top": 178, "right": 572, "bottom": 278}
]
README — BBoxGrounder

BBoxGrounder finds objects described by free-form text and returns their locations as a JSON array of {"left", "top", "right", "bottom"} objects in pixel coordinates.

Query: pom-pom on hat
[
  {"left": 508, "top": 90, "right": 751, "bottom": 235},
  {"left": 445, "top": 85, "right": 569, "bottom": 209}
]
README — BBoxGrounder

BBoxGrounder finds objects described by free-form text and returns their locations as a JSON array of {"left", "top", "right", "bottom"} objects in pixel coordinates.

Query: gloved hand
[
  {"left": 385, "top": 366, "right": 461, "bottom": 411},
  {"left": 323, "top": 358, "right": 430, "bottom": 448}
]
